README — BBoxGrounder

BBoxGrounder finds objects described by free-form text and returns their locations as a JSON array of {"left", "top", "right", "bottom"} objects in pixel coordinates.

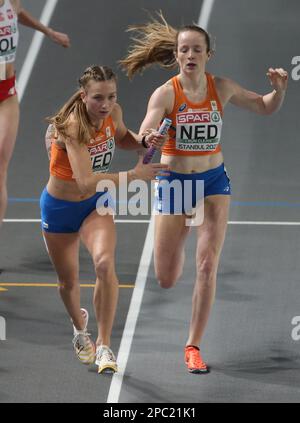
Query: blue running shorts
[
  {"left": 40, "top": 188, "right": 113, "bottom": 233},
  {"left": 155, "top": 163, "right": 231, "bottom": 214}
]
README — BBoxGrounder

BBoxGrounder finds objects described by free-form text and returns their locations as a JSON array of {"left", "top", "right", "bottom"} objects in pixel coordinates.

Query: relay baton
[{"left": 143, "top": 118, "right": 172, "bottom": 164}]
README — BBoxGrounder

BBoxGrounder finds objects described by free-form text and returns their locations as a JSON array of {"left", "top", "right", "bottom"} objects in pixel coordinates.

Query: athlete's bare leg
[
  {"left": 0, "top": 95, "right": 19, "bottom": 225},
  {"left": 80, "top": 210, "right": 118, "bottom": 347},
  {"left": 186, "top": 195, "right": 230, "bottom": 346}
]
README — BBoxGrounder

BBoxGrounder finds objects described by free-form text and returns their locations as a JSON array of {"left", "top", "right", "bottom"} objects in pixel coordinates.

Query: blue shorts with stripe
[
  {"left": 40, "top": 188, "right": 112, "bottom": 233},
  {"left": 154, "top": 163, "right": 231, "bottom": 214}
]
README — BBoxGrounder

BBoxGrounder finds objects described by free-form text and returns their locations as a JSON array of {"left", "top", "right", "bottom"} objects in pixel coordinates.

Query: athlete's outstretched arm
[
  {"left": 16, "top": 0, "right": 70, "bottom": 48},
  {"left": 52, "top": 121, "right": 168, "bottom": 195},
  {"left": 216, "top": 67, "right": 288, "bottom": 115},
  {"left": 112, "top": 104, "right": 143, "bottom": 151}
]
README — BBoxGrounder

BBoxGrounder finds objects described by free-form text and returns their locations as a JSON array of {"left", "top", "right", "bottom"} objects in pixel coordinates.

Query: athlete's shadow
[{"left": 215, "top": 347, "right": 300, "bottom": 389}]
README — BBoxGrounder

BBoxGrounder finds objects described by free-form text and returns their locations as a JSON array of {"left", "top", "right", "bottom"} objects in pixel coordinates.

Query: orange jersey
[
  {"left": 162, "top": 73, "right": 223, "bottom": 157},
  {"left": 49, "top": 116, "right": 116, "bottom": 181}
]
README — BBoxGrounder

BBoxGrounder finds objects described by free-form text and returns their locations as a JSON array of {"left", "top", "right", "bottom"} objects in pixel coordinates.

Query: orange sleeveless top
[
  {"left": 162, "top": 73, "right": 223, "bottom": 156},
  {"left": 49, "top": 116, "right": 116, "bottom": 181}
]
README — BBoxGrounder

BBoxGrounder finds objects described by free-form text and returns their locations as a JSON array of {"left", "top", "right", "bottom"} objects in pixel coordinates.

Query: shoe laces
[
  {"left": 186, "top": 347, "right": 207, "bottom": 369},
  {"left": 96, "top": 345, "right": 116, "bottom": 362}
]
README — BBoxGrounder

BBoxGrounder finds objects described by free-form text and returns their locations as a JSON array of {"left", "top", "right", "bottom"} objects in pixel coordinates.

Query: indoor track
[{"left": 0, "top": 0, "right": 299, "bottom": 403}]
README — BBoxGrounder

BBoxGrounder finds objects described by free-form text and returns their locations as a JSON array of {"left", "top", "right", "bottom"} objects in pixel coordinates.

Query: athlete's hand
[
  {"left": 143, "top": 128, "right": 169, "bottom": 150},
  {"left": 129, "top": 156, "right": 169, "bottom": 181},
  {"left": 267, "top": 67, "right": 288, "bottom": 93},
  {"left": 47, "top": 28, "right": 71, "bottom": 48}
]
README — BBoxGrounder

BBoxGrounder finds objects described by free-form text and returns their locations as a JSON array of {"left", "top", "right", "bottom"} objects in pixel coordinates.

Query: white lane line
[
  {"left": 4, "top": 219, "right": 41, "bottom": 223},
  {"left": 3, "top": 219, "right": 300, "bottom": 226},
  {"left": 17, "top": 0, "right": 58, "bottom": 102},
  {"left": 198, "top": 0, "right": 215, "bottom": 29},
  {"left": 106, "top": 214, "right": 155, "bottom": 403},
  {"left": 106, "top": 0, "right": 216, "bottom": 405}
]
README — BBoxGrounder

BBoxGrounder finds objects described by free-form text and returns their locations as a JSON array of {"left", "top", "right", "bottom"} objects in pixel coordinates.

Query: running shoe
[
  {"left": 184, "top": 345, "right": 209, "bottom": 374},
  {"left": 95, "top": 345, "right": 118, "bottom": 374},
  {"left": 72, "top": 308, "right": 95, "bottom": 365}
]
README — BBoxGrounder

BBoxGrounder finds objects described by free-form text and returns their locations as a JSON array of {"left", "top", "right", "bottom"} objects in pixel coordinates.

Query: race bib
[
  {"left": 176, "top": 111, "right": 222, "bottom": 152},
  {"left": 88, "top": 137, "right": 115, "bottom": 173},
  {"left": 0, "top": 19, "right": 18, "bottom": 63}
]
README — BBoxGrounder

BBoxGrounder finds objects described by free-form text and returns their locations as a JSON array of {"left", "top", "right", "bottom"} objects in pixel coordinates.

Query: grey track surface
[{"left": 0, "top": 0, "right": 300, "bottom": 403}]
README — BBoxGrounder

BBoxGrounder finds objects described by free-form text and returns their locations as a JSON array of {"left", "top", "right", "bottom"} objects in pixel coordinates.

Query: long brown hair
[
  {"left": 119, "top": 11, "right": 213, "bottom": 79},
  {"left": 48, "top": 65, "right": 117, "bottom": 144}
]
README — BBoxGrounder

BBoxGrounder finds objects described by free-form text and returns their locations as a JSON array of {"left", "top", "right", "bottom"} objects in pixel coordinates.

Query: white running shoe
[
  {"left": 95, "top": 345, "right": 118, "bottom": 374},
  {"left": 72, "top": 308, "right": 95, "bottom": 365}
]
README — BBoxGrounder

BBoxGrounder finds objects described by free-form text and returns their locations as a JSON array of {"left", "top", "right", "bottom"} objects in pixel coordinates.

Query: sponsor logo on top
[
  {"left": 177, "top": 111, "right": 211, "bottom": 124},
  {"left": 7, "top": 9, "right": 14, "bottom": 20},
  {"left": 0, "top": 25, "right": 12, "bottom": 36},
  {"left": 210, "top": 100, "right": 218, "bottom": 111}
]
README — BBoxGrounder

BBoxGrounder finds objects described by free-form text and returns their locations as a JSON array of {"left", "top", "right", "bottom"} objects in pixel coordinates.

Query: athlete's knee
[
  {"left": 155, "top": 269, "right": 178, "bottom": 289},
  {"left": 94, "top": 254, "right": 114, "bottom": 281},
  {"left": 57, "top": 278, "right": 78, "bottom": 292},
  {"left": 158, "top": 279, "right": 176, "bottom": 289}
]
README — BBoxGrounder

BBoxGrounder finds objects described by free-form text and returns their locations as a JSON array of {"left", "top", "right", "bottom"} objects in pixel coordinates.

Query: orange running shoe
[{"left": 185, "top": 346, "right": 209, "bottom": 374}]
